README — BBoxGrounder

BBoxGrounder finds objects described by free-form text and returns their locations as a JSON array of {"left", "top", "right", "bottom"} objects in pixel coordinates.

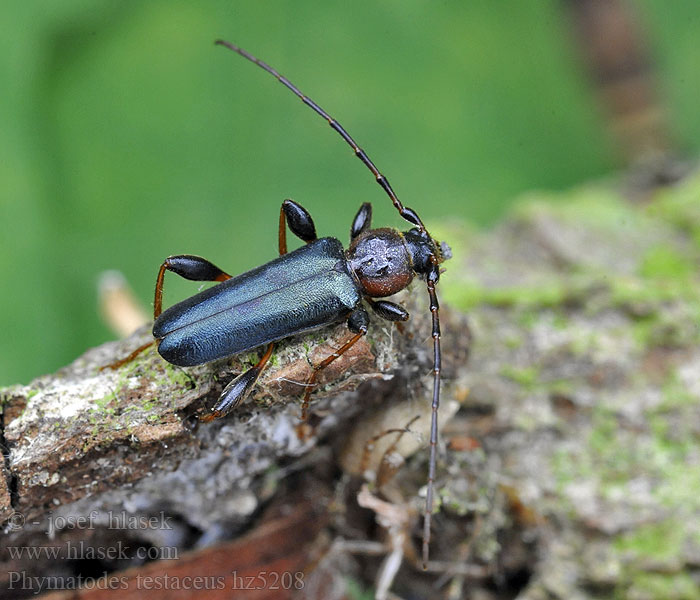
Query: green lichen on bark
[{"left": 434, "top": 171, "right": 700, "bottom": 599}]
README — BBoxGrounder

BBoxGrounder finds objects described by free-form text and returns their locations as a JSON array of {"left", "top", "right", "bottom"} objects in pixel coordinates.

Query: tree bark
[{"left": 2, "top": 173, "right": 700, "bottom": 599}]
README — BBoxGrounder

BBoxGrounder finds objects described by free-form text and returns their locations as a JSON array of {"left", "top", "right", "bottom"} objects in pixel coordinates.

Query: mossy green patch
[
  {"left": 631, "top": 304, "right": 700, "bottom": 350},
  {"left": 500, "top": 365, "right": 539, "bottom": 389},
  {"left": 448, "top": 278, "right": 570, "bottom": 312},
  {"left": 609, "top": 276, "right": 691, "bottom": 309},
  {"left": 344, "top": 578, "right": 374, "bottom": 600},
  {"left": 546, "top": 379, "right": 575, "bottom": 397},
  {"left": 160, "top": 360, "right": 195, "bottom": 388},
  {"left": 504, "top": 334, "right": 523, "bottom": 349},
  {"left": 646, "top": 422, "right": 700, "bottom": 512},
  {"left": 552, "top": 407, "right": 641, "bottom": 496},
  {"left": 93, "top": 392, "right": 116, "bottom": 412},
  {"left": 640, "top": 245, "right": 696, "bottom": 281},
  {"left": 648, "top": 172, "right": 700, "bottom": 248},
  {"left": 660, "top": 372, "right": 698, "bottom": 410},
  {"left": 614, "top": 519, "right": 685, "bottom": 565},
  {"left": 513, "top": 185, "right": 640, "bottom": 233},
  {"left": 620, "top": 572, "right": 700, "bottom": 600},
  {"left": 551, "top": 311, "right": 570, "bottom": 330}
]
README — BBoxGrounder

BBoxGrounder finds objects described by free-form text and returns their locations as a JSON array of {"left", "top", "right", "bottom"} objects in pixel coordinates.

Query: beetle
[{"left": 109, "top": 40, "right": 450, "bottom": 567}]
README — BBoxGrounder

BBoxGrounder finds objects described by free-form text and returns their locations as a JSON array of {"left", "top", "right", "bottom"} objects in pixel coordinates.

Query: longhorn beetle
[{"left": 110, "top": 40, "right": 451, "bottom": 567}]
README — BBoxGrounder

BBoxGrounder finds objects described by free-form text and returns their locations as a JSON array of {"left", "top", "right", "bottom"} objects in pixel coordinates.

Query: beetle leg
[
  {"left": 368, "top": 299, "right": 409, "bottom": 322},
  {"left": 200, "top": 343, "right": 275, "bottom": 422},
  {"left": 154, "top": 255, "right": 231, "bottom": 319},
  {"left": 102, "top": 255, "right": 231, "bottom": 370},
  {"left": 103, "top": 256, "right": 231, "bottom": 370},
  {"left": 350, "top": 203, "right": 372, "bottom": 240},
  {"left": 299, "top": 307, "right": 369, "bottom": 422},
  {"left": 279, "top": 199, "right": 317, "bottom": 255},
  {"left": 101, "top": 339, "right": 156, "bottom": 370},
  {"left": 198, "top": 210, "right": 298, "bottom": 411}
]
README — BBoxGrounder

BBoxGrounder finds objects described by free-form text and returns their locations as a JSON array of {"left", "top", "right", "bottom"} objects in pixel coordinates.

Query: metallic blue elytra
[{"left": 153, "top": 238, "right": 362, "bottom": 366}]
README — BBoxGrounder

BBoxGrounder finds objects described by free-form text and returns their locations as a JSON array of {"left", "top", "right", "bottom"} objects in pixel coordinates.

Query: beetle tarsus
[{"left": 203, "top": 343, "right": 275, "bottom": 421}]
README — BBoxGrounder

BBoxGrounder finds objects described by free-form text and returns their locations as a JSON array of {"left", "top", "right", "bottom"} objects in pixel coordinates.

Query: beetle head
[{"left": 403, "top": 227, "right": 450, "bottom": 279}]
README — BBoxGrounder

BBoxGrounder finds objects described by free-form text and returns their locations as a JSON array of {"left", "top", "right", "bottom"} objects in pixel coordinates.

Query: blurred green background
[{"left": 2, "top": 1, "right": 699, "bottom": 386}]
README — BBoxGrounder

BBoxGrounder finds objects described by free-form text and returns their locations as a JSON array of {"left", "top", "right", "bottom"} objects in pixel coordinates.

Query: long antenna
[
  {"left": 215, "top": 40, "right": 427, "bottom": 234},
  {"left": 216, "top": 39, "right": 443, "bottom": 569}
]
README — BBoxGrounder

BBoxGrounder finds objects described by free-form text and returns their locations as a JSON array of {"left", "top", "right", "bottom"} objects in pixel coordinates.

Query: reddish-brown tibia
[{"left": 299, "top": 331, "right": 367, "bottom": 422}]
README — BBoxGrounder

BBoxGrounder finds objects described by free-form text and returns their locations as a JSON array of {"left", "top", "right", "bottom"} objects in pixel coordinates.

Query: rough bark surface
[
  {"left": 2, "top": 172, "right": 700, "bottom": 599},
  {"left": 0, "top": 301, "right": 420, "bottom": 524}
]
